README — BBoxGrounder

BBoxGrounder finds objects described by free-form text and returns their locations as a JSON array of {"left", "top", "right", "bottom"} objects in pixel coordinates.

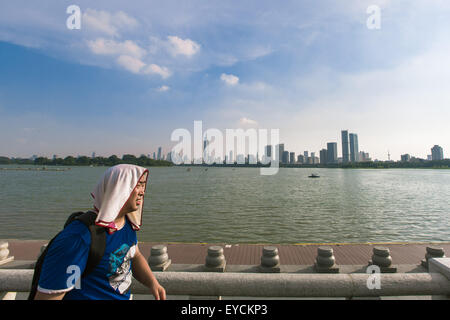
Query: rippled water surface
[{"left": 1, "top": 166, "right": 449, "bottom": 243}]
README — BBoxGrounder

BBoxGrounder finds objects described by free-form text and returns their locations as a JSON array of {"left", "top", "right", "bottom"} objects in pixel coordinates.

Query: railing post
[
  {"left": 0, "top": 241, "right": 14, "bottom": 266},
  {"left": 428, "top": 258, "right": 450, "bottom": 300},
  {"left": 259, "top": 246, "right": 280, "bottom": 273},
  {"left": 314, "top": 246, "right": 339, "bottom": 273},
  {"left": 148, "top": 245, "right": 171, "bottom": 271},
  {"left": 368, "top": 247, "right": 397, "bottom": 273},
  {"left": 421, "top": 247, "right": 445, "bottom": 270}
]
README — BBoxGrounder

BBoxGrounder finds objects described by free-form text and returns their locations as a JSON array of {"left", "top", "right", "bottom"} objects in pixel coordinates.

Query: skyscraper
[
  {"left": 282, "top": 151, "right": 289, "bottom": 164},
  {"left": 327, "top": 143, "right": 338, "bottom": 164},
  {"left": 228, "top": 150, "right": 233, "bottom": 164},
  {"left": 264, "top": 145, "right": 272, "bottom": 164},
  {"left": 431, "top": 145, "right": 444, "bottom": 160},
  {"left": 341, "top": 130, "right": 349, "bottom": 164},
  {"left": 276, "top": 144, "right": 284, "bottom": 163},
  {"left": 320, "top": 149, "right": 327, "bottom": 164},
  {"left": 289, "top": 152, "right": 295, "bottom": 164},
  {"left": 157, "top": 147, "right": 162, "bottom": 160},
  {"left": 349, "top": 133, "right": 359, "bottom": 162}
]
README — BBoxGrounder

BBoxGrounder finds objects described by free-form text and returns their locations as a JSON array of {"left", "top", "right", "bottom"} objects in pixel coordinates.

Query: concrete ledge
[
  {"left": 429, "top": 258, "right": 450, "bottom": 280},
  {"left": 2, "top": 269, "right": 450, "bottom": 298}
]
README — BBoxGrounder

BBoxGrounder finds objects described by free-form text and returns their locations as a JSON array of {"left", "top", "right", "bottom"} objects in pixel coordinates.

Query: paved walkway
[{"left": 5, "top": 240, "right": 450, "bottom": 265}]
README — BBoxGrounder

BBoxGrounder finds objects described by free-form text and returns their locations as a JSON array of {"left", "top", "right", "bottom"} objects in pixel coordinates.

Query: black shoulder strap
[
  {"left": 75, "top": 211, "right": 106, "bottom": 278},
  {"left": 28, "top": 211, "right": 106, "bottom": 300},
  {"left": 27, "top": 232, "right": 61, "bottom": 300}
]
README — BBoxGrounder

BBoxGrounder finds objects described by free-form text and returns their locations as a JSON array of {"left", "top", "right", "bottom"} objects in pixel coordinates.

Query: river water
[{"left": 0, "top": 165, "right": 449, "bottom": 243}]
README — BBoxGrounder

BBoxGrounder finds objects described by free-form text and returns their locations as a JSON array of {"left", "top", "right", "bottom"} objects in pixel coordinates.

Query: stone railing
[
  {"left": 1, "top": 268, "right": 450, "bottom": 299},
  {"left": 1, "top": 242, "right": 449, "bottom": 300}
]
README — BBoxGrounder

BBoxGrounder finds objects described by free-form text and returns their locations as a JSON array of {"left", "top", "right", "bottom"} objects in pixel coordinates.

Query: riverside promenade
[{"left": 4, "top": 240, "right": 450, "bottom": 267}]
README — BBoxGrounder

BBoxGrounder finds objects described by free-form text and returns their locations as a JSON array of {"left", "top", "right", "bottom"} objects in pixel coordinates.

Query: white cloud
[
  {"left": 116, "top": 55, "right": 146, "bottom": 74},
  {"left": 87, "top": 38, "right": 146, "bottom": 59},
  {"left": 221, "top": 73, "right": 239, "bottom": 86},
  {"left": 142, "top": 64, "right": 172, "bottom": 79},
  {"left": 83, "top": 9, "right": 138, "bottom": 37},
  {"left": 239, "top": 117, "right": 258, "bottom": 126},
  {"left": 157, "top": 85, "right": 170, "bottom": 92},
  {"left": 167, "top": 36, "right": 201, "bottom": 57}
]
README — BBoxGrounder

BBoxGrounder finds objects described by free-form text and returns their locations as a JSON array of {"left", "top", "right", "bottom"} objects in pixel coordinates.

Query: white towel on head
[{"left": 90, "top": 164, "right": 148, "bottom": 233}]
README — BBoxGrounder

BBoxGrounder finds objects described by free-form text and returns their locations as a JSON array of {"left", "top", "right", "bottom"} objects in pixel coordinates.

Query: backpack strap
[
  {"left": 27, "top": 232, "right": 61, "bottom": 300},
  {"left": 74, "top": 211, "right": 106, "bottom": 278},
  {"left": 27, "top": 211, "right": 106, "bottom": 300}
]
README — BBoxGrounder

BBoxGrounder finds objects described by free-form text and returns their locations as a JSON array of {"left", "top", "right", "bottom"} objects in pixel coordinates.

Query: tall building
[
  {"left": 289, "top": 152, "right": 295, "bottom": 164},
  {"left": 401, "top": 154, "right": 411, "bottom": 162},
  {"left": 320, "top": 149, "right": 327, "bottom": 164},
  {"left": 264, "top": 145, "right": 272, "bottom": 163},
  {"left": 327, "top": 142, "right": 338, "bottom": 164},
  {"left": 349, "top": 133, "right": 359, "bottom": 162},
  {"left": 359, "top": 151, "right": 371, "bottom": 162},
  {"left": 297, "top": 155, "right": 305, "bottom": 164},
  {"left": 276, "top": 144, "right": 285, "bottom": 163},
  {"left": 431, "top": 145, "right": 444, "bottom": 160},
  {"left": 310, "top": 152, "right": 316, "bottom": 164},
  {"left": 282, "top": 151, "right": 289, "bottom": 164},
  {"left": 304, "top": 151, "right": 308, "bottom": 159},
  {"left": 157, "top": 147, "right": 162, "bottom": 160},
  {"left": 341, "top": 130, "right": 350, "bottom": 164}
]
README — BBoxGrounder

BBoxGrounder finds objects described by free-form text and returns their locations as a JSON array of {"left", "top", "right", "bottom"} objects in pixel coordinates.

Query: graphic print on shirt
[{"left": 107, "top": 244, "right": 136, "bottom": 294}]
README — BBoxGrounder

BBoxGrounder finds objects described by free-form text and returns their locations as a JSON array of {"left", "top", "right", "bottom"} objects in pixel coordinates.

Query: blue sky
[{"left": 0, "top": 0, "right": 449, "bottom": 160}]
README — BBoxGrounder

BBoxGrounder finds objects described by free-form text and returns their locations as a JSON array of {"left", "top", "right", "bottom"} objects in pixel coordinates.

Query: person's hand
[{"left": 151, "top": 281, "right": 166, "bottom": 300}]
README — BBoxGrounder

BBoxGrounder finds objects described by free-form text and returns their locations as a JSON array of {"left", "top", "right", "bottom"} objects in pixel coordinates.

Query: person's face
[{"left": 127, "top": 174, "right": 147, "bottom": 212}]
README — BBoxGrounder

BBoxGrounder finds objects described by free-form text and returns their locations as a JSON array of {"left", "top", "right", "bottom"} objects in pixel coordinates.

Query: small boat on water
[{"left": 308, "top": 173, "right": 320, "bottom": 178}]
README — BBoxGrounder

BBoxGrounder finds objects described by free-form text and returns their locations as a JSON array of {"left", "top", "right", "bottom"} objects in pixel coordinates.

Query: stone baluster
[
  {"left": 314, "top": 246, "right": 339, "bottom": 273},
  {"left": 148, "top": 245, "right": 171, "bottom": 271},
  {"left": 204, "top": 246, "right": 226, "bottom": 272},
  {"left": 259, "top": 246, "right": 281, "bottom": 273},
  {"left": 421, "top": 246, "right": 445, "bottom": 270},
  {"left": 0, "top": 242, "right": 14, "bottom": 266},
  {"left": 368, "top": 246, "right": 397, "bottom": 273}
]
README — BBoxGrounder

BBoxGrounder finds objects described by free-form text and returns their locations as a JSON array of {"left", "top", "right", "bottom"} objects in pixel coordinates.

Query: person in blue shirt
[{"left": 34, "top": 164, "right": 166, "bottom": 300}]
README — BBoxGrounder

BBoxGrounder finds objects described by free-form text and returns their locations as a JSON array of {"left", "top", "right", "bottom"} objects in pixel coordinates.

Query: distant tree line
[
  {"left": 0, "top": 154, "right": 173, "bottom": 167},
  {"left": 1, "top": 155, "right": 448, "bottom": 169}
]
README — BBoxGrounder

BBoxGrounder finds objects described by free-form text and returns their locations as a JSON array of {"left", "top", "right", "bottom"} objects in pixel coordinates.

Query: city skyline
[
  {"left": 1, "top": 1, "right": 450, "bottom": 161},
  {"left": 4, "top": 139, "right": 445, "bottom": 165}
]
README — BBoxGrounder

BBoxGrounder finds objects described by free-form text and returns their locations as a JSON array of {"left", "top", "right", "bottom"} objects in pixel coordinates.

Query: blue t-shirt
[{"left": 38, "top": 218, "right": 138, "bottom": 300}]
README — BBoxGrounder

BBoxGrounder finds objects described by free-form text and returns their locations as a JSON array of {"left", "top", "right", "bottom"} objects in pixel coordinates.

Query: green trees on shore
[
  {"left": 1, "top": 155, "right": 449, "bottom": 169},
  {"left": 0, "top": 154, "right": 173, "bottom": 167}
]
